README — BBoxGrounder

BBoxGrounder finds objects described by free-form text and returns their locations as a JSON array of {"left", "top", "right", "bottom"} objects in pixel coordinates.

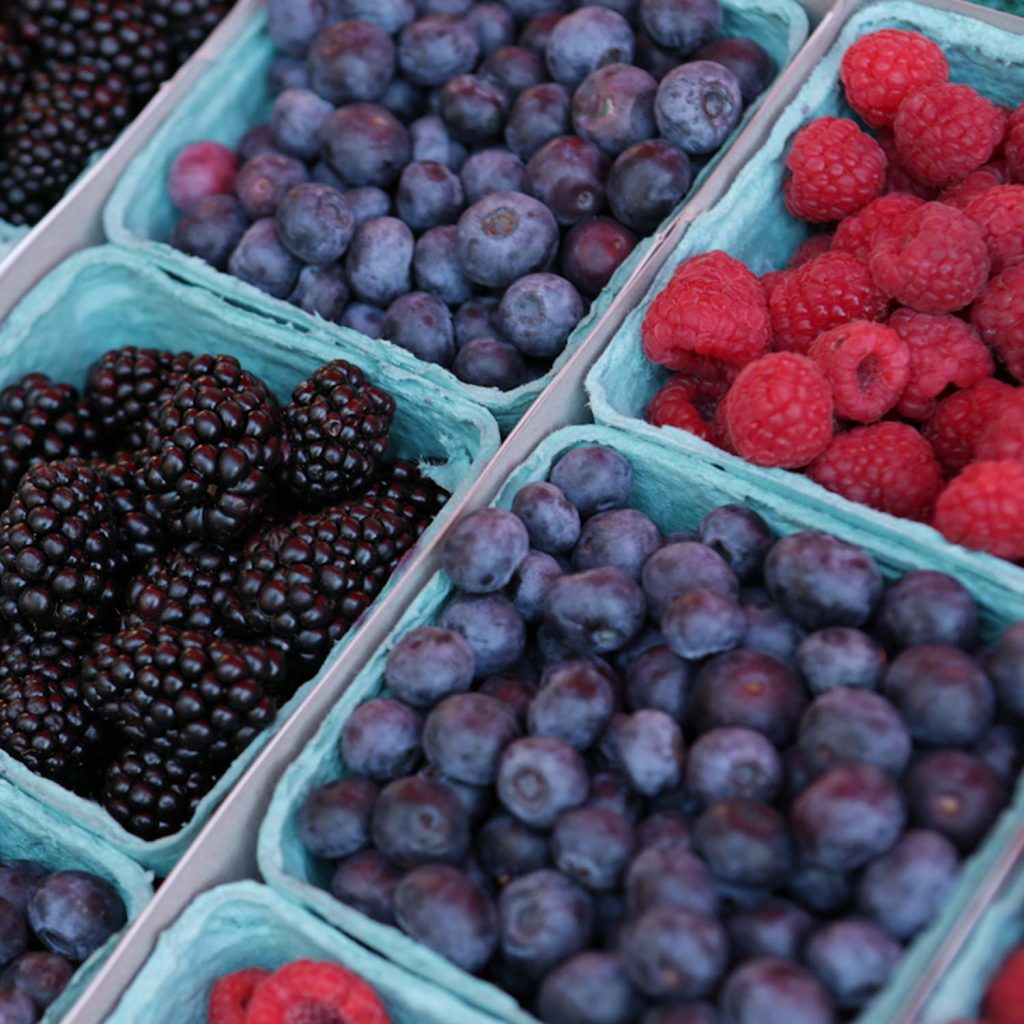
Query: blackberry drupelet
[
  {"left": 0, "top": 26, "right": 27, "bottom": 124},
  {"left": 0, "top": 459, "right": 127, "bottom": 636},
  {"left": 141, "top": 354, "right": 284, "bottom": 546},
  {"left": 283, "top": 359, "right": 396, "bottom": 508},
  {"left": 93, "top": 451, "right": 169, "bottom": 564},
  {"left": 149, "top": 0, "right": 232, "bottom": 64},
  {"left": 368, "top": 458, "right": 451, "bottom": 528}
]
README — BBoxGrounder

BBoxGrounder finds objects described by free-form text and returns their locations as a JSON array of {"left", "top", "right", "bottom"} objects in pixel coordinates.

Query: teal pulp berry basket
[
  {"left": 0, "top": 243, "right": 499, "bottom": 876},
  {"left": 586, "top": 0, "right": 1024, "bottom": 599},
  {"left": 102, "top": 2, "right": 808, "bottom": 434},
  {"left": 259, "top": 423, "right": 1024, "bottom": 1024},
  {"left": 104, "top": 881, "right": 506, "bottom": 1024},
  {"left": 0, "top": 778, "right": 152, "bottom": 1024}
]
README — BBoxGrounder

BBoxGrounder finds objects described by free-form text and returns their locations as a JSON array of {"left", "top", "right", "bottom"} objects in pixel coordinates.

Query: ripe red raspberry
[
  {"left": 962, "top": 185, "right": 1024, "bottom": 275},
  {"left": 889, "top": 308, "right": 995, "bottom": 420},
  {"left": 934, "top": 460, "right": 1024, "bottom": 560},
  {"left": 207, "top": 968, "right": 270, "bottom": 1024},
  {"left": 975, "top": 390, "right": 1024, "bottom": 464},
  {"left": 642, "top": 251, "right": 771, "bottom": 368},
  {"left": 760, "top": 269, "right": 789, "bottom": 297},
  {"left": 768, "top": 251, "right": 889, "bottom": 354},
  {"left": 809, "top": 422, "right": 943, "bottom": 520},
  {"left": 246, "top": 961, "right": 391, "bottom": 1024},
  {"left": 721, "top": 352, "right": 834, "bottom": 468},
  {"left": 972, "top": 262, "right": 1024, "bottom": 382},
  {"left": 1007, "top": 103, "right": 1024, "bottom": 183},
  {"left": 831, "top": 193, "right": 924, "bottom": 264},
  {"left": 808, "top": 319, "right": 910, "bottom": 422},
  {"left": 877, "top": 132, "right": 937, "bottom": 199},
  {"left": 894, "top": 83, "right": 1006, "bottom": 188},
  {"left": 646, "top": 372, "right": 731, "bottom": 444},
  {"left": 788, "top": 234, "right": 833, "bottom": 269},
  {"left": 940, "top": 160, "right": 1009, "bottom": 209},
  {"left": 649, "top": 348, "right": 741, "bottom": 383},
  {"left": 985, "top": 947, "right": 1024, "bottom": 1024},
  {"left": 923, "top": 379, "right": 1015, "bottom": 475},
  {"left": 869, "top": 202, "right": 990, "bottom": 314},
  {"left": 840, "top": 29, "right": 949, "bottom": 130},
  {"left": 783, "top": 117, "right": 886, "bottom": 223}
]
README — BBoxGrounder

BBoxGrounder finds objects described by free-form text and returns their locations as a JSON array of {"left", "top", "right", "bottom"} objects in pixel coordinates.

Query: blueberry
[
  {"left": 795, "top": 628, "right": 886, "bottom": 694},
  {"left": 453, "top": 335, "right": 531, "bottom": 388},
  {"left": 323, "top": 104, "right": 411, "bottom": 188},
  {"left": 393, "top": 627, "right": 476, "bottom": 705},
  {"left": 276, "top": 184, "right": 354, "bottom": 265},
  {"left": 512, "top": 482, "right": 581, "bottom": 554},
  {"left": 505, "top": 83, "right": 573, "bottom": 161},
  {"left": 693, "top": 799, "right": 791, "bottom": 888},
  {"left": 640, "top": 0, "right": 721, "bottom": 52},
  {"left": 641, "top": 1005, "right": 719, "bottom": 1024},
  {"left": 505, "top": 0, "right": 568, "bottom": 19},
  {"left": 235, "top": 153, "right": 308, "bottom": 221},
  {"left": 228, "top": 218, "right": 302, "bottom": 298},
  {"left": 686, "top": 727, "right": 782, "bottom": 807},
  {"left": 398, "top": 15, "right": 481, "bottom": 87},
  {"left": 410, "top": 115, "right": 468, "bottom": 170},
  {"left": 268, "top": 0, "right": 329, "bottom": 56},
  {"left": 299, "top": 777, "right": 378, "bottom": 858},
  {"left": 340, "top": 698, "right": 423, "bottom": 780},
  {"left": 413, "top": 226, "right": 473, "bottom": 306},
  {"left": 538, "top": 952, "right": 641, "bottom": 1024},
  {"left": 0, "top": 903, "right": 24, "bottom": 971},
  {"left": 395, "top": 864, "right": 498, "bottom": 971},
  {"left": 544, "top": 567, "right": 647, "bottom": 655},
  {"left": 573, "top": 508, "right": 662, "bottom": 579},
  {"left": 519, "top": 11, "right": 564, "bottom": 54},
  {"left": 550, "top": 445, "right": 632, "bottom": 517},
  {"left": 440, "top": 595, "right": 527, "bottom": 676},
  {"left": 461, "top": 150, "right": 527, "bottom": 204},
  {"left": 480, "top": 675, "right": 538, "bottom": 724},
  {"left": 380, "top": 78, "right": 425, "bottom": 122},
  {"left": 984, "top": 621, "right": 1024, "bottom": 717},
  {"left": 0, "top": 988, "right": 36, "bottom": 1024},
  {"left": 655, "top": 60, "right": 743, "bottom": 155},
  {"left": 719, "top": 958, "right": 835, "bottom": 1024},
  {"left": 419, "top": 762, "right": 494, "bottom": 825},
  {"left": 170, "top": 195, "right": 249, "bottom": 270},
  {"left": 498, "top": 272, "right": 584, "bottom": 360},
  {"left": 635, "top": 31, "right": 682, "bottom": 79},
  {"left": 572, "top": 64, "right": 657, "bottom": 156},
  {"left": 642, "top": 542, "right": 742, "bottom": 620},
  {"left": 399, "top": 163, "right": 467, "bottom": 236},
  {"left": 588, "top": 770, "right": 642, "bottom": 822},
  {"left": 479, "top": 814, "right": 549, "bottom": 882},
  {"left": 346, "top": 217, "right": 414, "bottom": 306},
  {"left": 786, "top": 862, "right": 852, "bottom": 915},
  {"left": 561, "top": 216, "right": 638, "bottom": 297},
  {"left": 622, "top": 906, "right": 727, "bottom": 1000},
  {"left": 289, "top": 264, "right": 350, "bottom": 320},
  {"left": 342, "top": 186, "right": 391, "bottom": 226},
  {"left": 552, "top": 807, "right": 635, "bottom": 891},
  {"left": 0, "top": 867, "right": 44, "bottom": 917},
  {"left": 339, "top": 302, "right": 386, "bottom": 337},
  {"left": 386, "top": 291, "right": 458, "bottom": 366},
  {"left": 529, "top": 658, "right": 616, "bottom": 750},
  {"left": 330, "top": 849, "right": 404, "bottom": 924},
  {"left": 439, "top": 76, "right": 510, "bottom": 146},
  {"left": 469, "top": 3, "right": 516, "bottom": 55},
  {"left": 694, "top": 36, "right": 775, "bottom": 103},
  {"left": 614, "top": 709, "right": 685, "bottom": 796},
  {"left": 480, "top": 46, "right": 547, "bottom": 98},
  {"left": 608, "top": 139, "right": 692, "bottom": 234},
  {"left": 268, "top": 56, "right": 311, "bottom": 95},
  {"left": 444, "top": 509, "right": 531, "bottom": 594},
  {"left": 624, "top": 644, "right": 689, "bottom": 719},
  {"left": 975, "top": 722, "right": 1022, "bottom": 783},
  {"left": 698, "top": 504, "right": 774, "bottom": 581},
  {"left": 509, "top": 550, "right": 563, "bottom": 623},
  {"left": 238, "top": 123, "right": 278, "bottom": 161},
  {"left": 625, "top": 840, "right": 717, "bottom": 917},
  {"left": 764, "top": 532, "right": 883, "bottom": 630},
  {"left": 270, "top": 88, "right": 333, "bottom": 160},
  {"left": 526, "top": 136, "right": 610, "bottom": 226},
  {"left": 423, "top": 693, "right": 521, "bottom": 786},
  {"left": 456, "top": 191, "right": 559, "bottom": 289},
  {"left": 372, "top": 776, "right": 470, "bottom": 866},
  {"left": 878, "top": 571, "right": 978, "bottom": 651},
  {"left": 497, "top": 735, "right": 589, "bottom": 828},
  {"left": 884, "top": 644, "right": 994, "bottom": 747},
  {"left": 308, "top": 21, "right": 396, "bottom": 106},
  {"left": 336, "top": 0, "right": 417, "bottom": 33},
  {"left": 793, "top": 763, "right": 905, "bottom": 871},
  {"left": 420, "top": 0, "right": 474, "bottom": 15},
  {"left": 545, "top": 7, "right": 635, "bottom": 88},
  {"left": 2, "top": 952, "right": 73, "bottom": 1011},
  {"left": 28, "top": 873, "right": 125, "bottom": 963},
  {"left": 663, "top": 588, "right": 746, "bottom": 660},
  {"left": 728, "top": 900, "right": 814, "bottom": 962},
  {"left": 805, "top": 919, "right": 900, "bottom": 1011},
  {"left": 740, "top": 591, "right": 806, "bottom": 664},
  {"left": 692, "top": 649, "right": 805, "bottom": 746},
  {"left": 499, "top": 869, "right": 594, "bottom": 977}
]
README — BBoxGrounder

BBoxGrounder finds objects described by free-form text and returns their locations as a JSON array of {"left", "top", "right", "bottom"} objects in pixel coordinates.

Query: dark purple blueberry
[
  {"left": 572, "top": 64, "right": 657, "bottom": 156},
  {"left": 719, "top": 958, "right": 835, "bottom": 1024},
  {"left": 538, "top": 952, "right": 641, "bottom": 1024},
  {"left": 505, "top": 0, "right": 568, "bottom": 19},
  {"left": 469, "top": 3, "right": 515, "bottom": 55},
  {"left": 884, "top": 644, "right": 994, "bottom": 748},
  {"left": 498, "top": 272, "right": 584, "bottom": 359},
  {"left": 340, "top": 698, "right": 423, "bottom": 781},
  {"left": 662, "top": 588, "right": 746, "bottom": 660},
  {"left": 529, "top": 658, "right": 616, "bottom": 750},
  {"left": 342, "top": 186, "right": 391, "bottom": 226},
  {"left": 624, "top": 644, "right": 689, "bottom": 719},
  {"left": 519, "top": 11, "right": 563, "bottom": 55},
  {"left": 311, "top": 160, "right": 346, "bottom": 190},
  {"left": 269, "top": 56, "right": 310, "bottom": 95},
  {"left": 792, "top": 763, "right": 905, "bottom": 871},
  {"left": 625, "top": 840, "right": 717, "bottom": 917},
  {"left": 693, "top": 799, "right": 791, "bottom": 888},
  {"left": 0, "top": 988, "right": 35, "bottom": 1024},
  {"left": 728, "top": 900, "right": 814, "bottom": 962},
  {"left": 765, "top": 532, "right": 883, "bottom": 630},
  {"left": 384, "top": 627, "right": 475, "bottom": 707},
  {"left": 423, "top": 693, "right": 521, "bottom": 785},
  {"left": 456, "top": 191, "right": 560, "bottom": 289},
  {"left": 398, "top": 15, "right": 481, "bottom": 87},
  {"left": 238, "top": 123, "right": 278, "bottom": 161},
  {"left": 309, "top": 20, "right": 396, "bottom": 103},
  {"left": 588, "top": 770, "right": 641, "bottom": 822},
  {"left": 340, "top": 302, "right": 386, "bottom": 337},
  {"left": 170, "top": 195, "right": 249, "bottom": 270},
  {"left": 452, "top": 336, "right": 529, "bottom": 388},
  {"left": 561, "top": 216, "right": 637, "bottom": 297},
  {"left": 454, "top": 298, "right": 502, "bottom": 347},
  {"left": 228, "top": 218, "right": 302, "bottom": 298},
  {"left": 698, "top": 504, "right": 774, "bottom": 581},
  {"left": 526, "top": 136, "right": 610, "bottom": 225},
  {"left": 394, "top": 864, "right": 498, "bottom": 971},
  {"left": 330, "top": 850, "right": 404, "bottom": 924},
  {"left": 235, "top": 152, "right": 308, "bottom": 219},
  {"left": 573, "top": 508, "right": 662, "bottom": 579},
  {"left": 289, "top": 264, "right": 350, "bottom": 320},
  {"left": 336, "top": 0, "right": 416, "bottom": 31},
  {"left": 461, "top": 150, "right": 527, "bottom": 204},
  {"left": 613, "top": 709, "right": 684, "bottom": 796},
  {"left": 28, "top": 873, "right": 125, "bottom": 964},
  {"left": 322, "top": 104, "right": 411, "bottom": 187},
  {"left": 512, "top": 482, "right": 581, "bottom": 554},
  {"left": 975, "top": 723, "right": 1022, "bottom": 783},
  {"left": 636, "top": 810, "right": 691, "bottom": 851},
  {"left": 984, "top": 621, "right": 1024, "bottom": 718},
  {"left": 655, "top": 60, "right": 743, "bottom": 155},
  {"left": 642, "top": 1005, "right": 719, "bottom": 1024},
  {"left": 622, "top": 906, "right": 727, "bottom": 1000},
  {"left": 552, "top": 806, "right": 635, "bottom": 890},
  {"left": 410, "top": 115, "right": 468, "bottom": 170},
  {"left": 499, "top": 869, "right": 594, "bottom": 977},
  {"left": 276, "top": 183, "right": 354, "bottom": 264},
  {"left": 608, "top": 139, "right": 692, "bottom": 234},
  {"left": 0, "top": 867, "right": 45, "bottom": 917},
  {"left": 796, "top": 628, "right": 886, "bottom": 695},
  {"left": 480, "top": 675, "right": 538, "bottom": 724},
  {"left": 345, "top": 217, "right": 414, "bottom": 306},
  {"left": 268, "top": 0, "right": 329, "bottom": 56},
  {"left": 413, "top": 226, "right": 473, "bottom": 306},
  {"left": 545, "top": 7, "right": 635, "bottom": 88},
  {"left": 878, "top": 571, "right": 978, "bottom": 651},
  {"left": 0, "top": 904, "right": 24, "bottom": 971},
  {"left": 380, "top": 78, "right": 424, "bottom": 122},
  {"left": 396, "top": 161, "right": 465, "bottom": 232},
  {"left": 2, "top": 952, "right": 72, "bottom": 1011},
  {"left": 505, "top": 83, "right": 573, "bottom": 161},
  {"left": 787, "top": 862, "right": 852, "bottom": 915},
  {"left": 420, "top": 0, "right": 474, "bottom": 14},
  {"left": 550, "top": 444, "right": 632, "bottom": 517},
  {"left": 741, "top": 592, "right": 806, "bottom": 665},
  {"left": 686, "top": 727, "right": 782, "bottom": 808},
  {"left": 438, "top": 596, "right": 527, "bottom": 680},
  {"left": 509, "top": 551, "right": 564, "bottom": 623},
  {"left": 479, "top": 814, "right": 549, "bottom": 882},
  {"left": 544, "top": 567, "right": 646, "bottom": 656},
  {"left": 270, "top": 88, "right": 333, "bottom": 160},
  {"left": 694, "top": 36, "right": 775, "bottom": 103},
  {"left": 635, "top": 31, "right": 681, "bottom": 79},
  {"left": 298, "top": 777, "right": 379, "bottom": 859},
  {"left": 805, "top": 919, "right": 900, "bottom": 1011},
  {"left": 497, "top": 736, "right": 588, "bottom": 827},
  {"left": 439, "top": 76, "right": 510, "bottom": 145},
  {"left": 443, "top": 508, "right": 530, "bottom": 594},
  {"left": 480, "top": 46, "right": 546, "bottom": 98},
  {"left": 419, "top": 763, "right": 493, "bottom": 825},
  {"left": 639, "top": 0, "right": 720, "bottom": 52},
  {"left": 372, "top": 776, "right": 470, "bottom": 867}
]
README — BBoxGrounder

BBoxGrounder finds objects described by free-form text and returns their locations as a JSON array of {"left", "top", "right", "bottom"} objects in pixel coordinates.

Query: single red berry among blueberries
[{"left": 933, "top": 460, "right": 1024, "bottom": 560}]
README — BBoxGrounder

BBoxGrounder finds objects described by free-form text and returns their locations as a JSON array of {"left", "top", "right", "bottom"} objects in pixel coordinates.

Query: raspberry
[
  {"left": 923, "top": 379, "right": 1015, "bottom": 475},
  {"left": 642, "top": 251, "right": 771, "bottom": 368},
  {"left": 760, "top": 270, "right": 789, "bottom": 297},
  {"left": 889, "top": 308, "right": 995, "bottom": 420},
  {"left": 721, "top": 352, "right": 834, "bottom": 469},
  {"left": 646, "top": 376, "right": 715, "bottom": 443},
  {"left": 971, "top": 263, "right": 1024, "bottom": 382},
  {"left": 808, "top": 320, "right": 910, "bottom": 422},
  {"left": 207, "top": 968, "right": 270, "bottom": 1024},
  {"left": 840, "top": 29, "right": 949, "bottom": 130},
  {"left": 985, "top": 947, "right": 1024, "bottom": 1024},
  {"left": 1007, "top": 103, "right": 1024, "bottom": 183},
  {"left": 831, "top": 193, "right": 924, "bottom": 264},
  {"left": 877, "top": 132, "right": 937, "bottom": 200},
  {"left": 788, "top": 234, "right": 833, "bottom": 269},
  {"left": 963, "top": 185, "right": 1024, "bottom": 274},
  {"left": 245, "top": 961, "right": 391, "bottom": 1024},
  {"left": 933, "top": 460, "right": 1024, "bottom": 560},
  {"left": 783, "top": 117, "right": 886, "bottom": 223},
  {"left": 976, "top": 390, "right": 1024, "bottom": 464},
  {"left": 940, "top": 161, "right": 1009, "bottom": 209},
  {"left": 869, "top": 202, "right": 990, "bottom": 314},
  {"left": 808, "top": 422, "right": 942, "bottom": 520},
  {"left": 768, "top": 251, "right": 889, "bottom": 354},
  {"left": 894, "top": 83, "right": 1006, "bottom": 188}
]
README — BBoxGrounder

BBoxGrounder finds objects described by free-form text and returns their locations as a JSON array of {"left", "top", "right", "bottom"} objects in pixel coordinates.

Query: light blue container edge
[
  {"left": 259, "top": 422, "right": 1024, "bottom": 1024},
  {"left": 102, "top": 2, "right": 808, "bottom": 434},
  {"left": 0, "top": 243, "right": 499, "bottom": 876}
]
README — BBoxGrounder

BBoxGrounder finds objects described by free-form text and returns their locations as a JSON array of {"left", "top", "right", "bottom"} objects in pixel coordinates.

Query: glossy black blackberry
[
  {"left": 94, "top": 451, "right": 170, "bottom": 564},
  {"left": 149, "top": 0, "right": 231, "bottom": 64},
  {"left": 367, "top": 459, "right": 451, "bottom": 530},
  {"left": 141, "top": 354, "right": 284, "bottom": 546},
  {"left": 0, "top": 26, "right": 27, "bottom": 123},
  {"left": 85, "top": 346, "right": 193, "bottom": 451},
  {"left": 0, "top": 373, "right": 100, "bottom": 503},
  {"left": 283, "top": 360, "right": 396, "bottom": 508},
  {"left": 0, "top": 459, "right": 127, "bottom": 636}
]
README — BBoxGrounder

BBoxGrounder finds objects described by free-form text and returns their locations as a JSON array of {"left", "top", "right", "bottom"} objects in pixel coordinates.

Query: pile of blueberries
[
  {"left": 295, "top": 443, "right": 1024, "bottom": 1023},
  {"left": 168, "top": 0, "right": 776, "bottom": 391}
]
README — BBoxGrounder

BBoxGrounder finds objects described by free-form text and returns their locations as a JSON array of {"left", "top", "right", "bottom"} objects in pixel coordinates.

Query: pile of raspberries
[{"left": 640, "top": 27, "right": 1024, "bottom": 563}]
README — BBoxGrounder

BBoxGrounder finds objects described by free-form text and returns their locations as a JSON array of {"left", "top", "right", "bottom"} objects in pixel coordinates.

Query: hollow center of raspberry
[
  {"left": 284, "top": 1001, "right": 344, "bottom": 1024},
  {"left": 856, "top": 354, "right": 881, "bottom": 394}
]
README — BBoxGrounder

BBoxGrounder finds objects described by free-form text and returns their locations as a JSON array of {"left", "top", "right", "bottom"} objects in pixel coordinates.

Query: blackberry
[
  {"left": 0, "top": 26, "right": 28, "bottom": 124},
  {"left": 0, "top": 459, "right": 127, "bottom": 636},
  {"left": 93, "top": 451, "right": 169, "bottom": 564},
  {"left": 141, "top": 354, "right": 284, "bottom": 546},
  {"left": 0, "top": 373, "right": 99, "bottom": 503},
  {"left": 367, "top": 458, "right": 450, "bottom": 528},
  {"left": 283, "top": 360, "right": 396, "bottom": 508},
  {"left": 85, "top": 346, "right": 193, "bottom": 451},
  {"left": 149, "top": 0, "right": 231, "bottom": 65}
]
